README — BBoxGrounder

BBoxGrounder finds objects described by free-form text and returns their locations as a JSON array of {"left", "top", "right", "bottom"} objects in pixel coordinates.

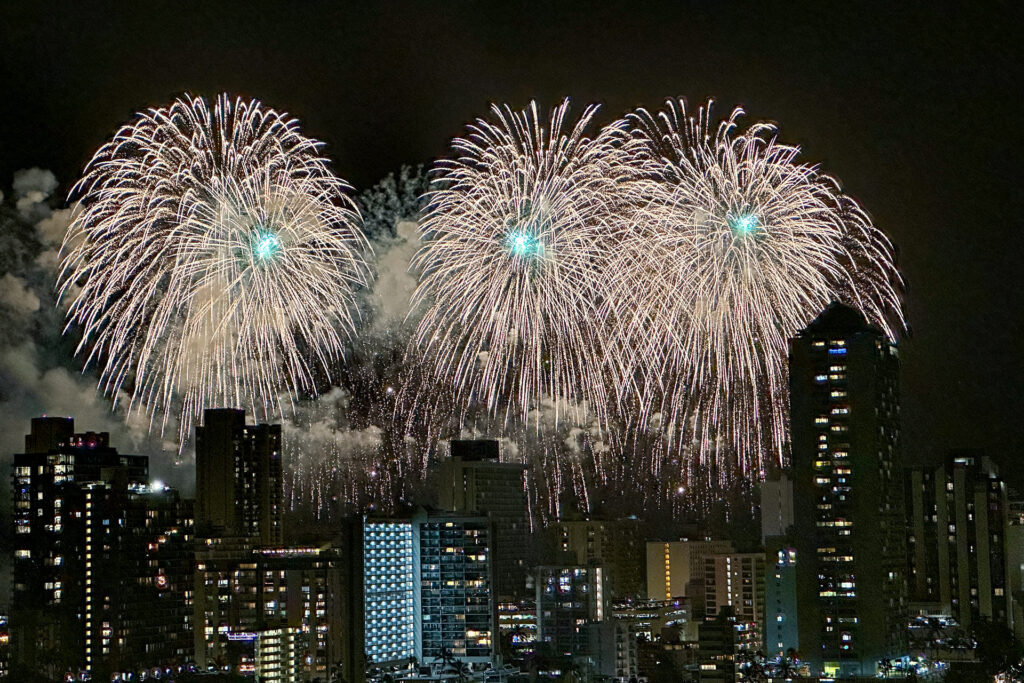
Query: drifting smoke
[
  {"left": 0, "top": 170, "right": 181, "bottom": 471},
  {"left": 0, "top": 162, "right": 760, "bottom": 535}
]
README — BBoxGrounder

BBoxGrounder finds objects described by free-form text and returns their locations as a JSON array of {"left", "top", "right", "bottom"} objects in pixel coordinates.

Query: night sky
[{"left": 1, "top": 3, "right": 1022, "bottom": 481}]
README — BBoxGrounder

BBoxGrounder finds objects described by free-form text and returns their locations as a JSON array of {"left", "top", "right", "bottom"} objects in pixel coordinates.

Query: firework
[
  {"left": 59, "top": 94, "right": 371, "bottom": 441},
  {"left": 617, "top": 99, "right": 904, "bottom": 476},
  {"left": 410, "top": 100, "right": 630, "bottom": 425}
]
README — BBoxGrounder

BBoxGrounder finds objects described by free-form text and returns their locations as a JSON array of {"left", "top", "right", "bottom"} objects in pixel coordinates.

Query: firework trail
[
  {"left": 410, "top": 100, "right": 631, "bottom": 428},
  {"left": 59, "top": 94, "right": 371, "bottom": 442},
  {"left": 616, "top": 99, "right": 904, "bottom": 477}
]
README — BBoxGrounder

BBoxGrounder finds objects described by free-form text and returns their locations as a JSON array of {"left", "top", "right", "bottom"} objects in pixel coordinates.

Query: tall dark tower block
[
  {"left": 11, "top": 417, "right": 191, "bottom": 681},
  {"left": 437, "top": 439, "right": 529, "bottom": 600},
  {"left": 789, "top": 303, "right": 907, "bottom": 677},
  {"left": 195, "top": 408, "right": 282, "bottom": 544}
]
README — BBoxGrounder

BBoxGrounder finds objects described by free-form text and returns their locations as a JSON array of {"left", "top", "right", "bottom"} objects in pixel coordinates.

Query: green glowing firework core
[
  {"left": 729, "top": 213, "right": 759, "bottom": 236},
  {"left": 253, "top": 232, "right": 281, "bottom": 261},
  {"left": 505, "top": 230, "right": 543, "bottom": 258}
]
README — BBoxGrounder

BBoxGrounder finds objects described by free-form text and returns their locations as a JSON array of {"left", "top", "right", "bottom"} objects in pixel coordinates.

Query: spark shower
[{"left": 58, "top": 93, "right": 903, "bottom": 505}]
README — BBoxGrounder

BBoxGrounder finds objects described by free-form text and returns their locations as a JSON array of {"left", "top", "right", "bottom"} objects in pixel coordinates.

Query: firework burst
[
  {"left": 410, "top": 100, "right": 630, "bottom": 426},
  {"left": 617, "top": 99, "right": 904, "bottom": 477},
  {"left": 59, "top": 94, "right": 371, "bottom": 441}
]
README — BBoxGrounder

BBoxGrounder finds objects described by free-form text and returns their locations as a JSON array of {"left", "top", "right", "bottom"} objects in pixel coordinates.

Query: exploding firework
[
  {"left": 411, "top": 100, "right": 630, "bottom": 426},
  {"left": 59, "top": 94, "right": 371, "bottom": 441},
  {"left": 616, "top": 99, "right": 904, "bottom": 477}
]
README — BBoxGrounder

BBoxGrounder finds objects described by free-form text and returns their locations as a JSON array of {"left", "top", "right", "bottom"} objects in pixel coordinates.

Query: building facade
[
  {"left": 436, "top": 439, "right": 530, "bottom": 601},
  {"left": 551, "top": 517, "right": 645, "bottom": 600},
  {"left": 535, "top": 564, "right": 609, "bottom": 657},
  {"left": 363, "top": 519, "right": 416, "bottom": 665},
  {"left": 764, "top": 545, "right": 799, "bottom": 657},
  {"left": 702, "top": 552, "right": 766, "bottom": 651},
  {"left": 193, "top": 543, "right": 348, "bottom": 680},
  {"left": 905, "top": 453, "right": 1010, "bottom": 630},
  {"left": 586, "top": 620, "right": 639, "bottom": 682},
  {"left": 195, "top": 408, "right": 283, "bottom": 544},
  {"left": 646, "top": 540, "right": 734, "bottom": 605},
  {"left": 10, "top": 417, "right": 192, "bottom": 681},
  {"left": 414, "top": 510, "right": 495, "bottom": 664},
  {"left": 789, "top": 303, "right": 907, "bottom": 676}
]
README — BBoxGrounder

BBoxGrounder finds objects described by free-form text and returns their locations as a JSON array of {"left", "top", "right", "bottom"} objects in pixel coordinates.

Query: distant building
[
  {"left": 363, "top": 519, "right": 416, "bottom": 665},
  {"left": 789, "top": 303, "right": 907, "bottom": 676},
  {"left": 436, "top": 439, "right": 530, "bottom": 600},
  {"left": 905, "top": 452, "right": 1010, "bottom": 629},
  {"left": 414, "top": 509, "right": 495, "bottom": 664},
  {"left": 535, "top": 563, "right": 609, "bottom": 657},
  {"left": 760, "top": 473, "right": 794, "bottom": 544},
  {"left": 10, "top": 417, "right": 192, "bottom": 681},
  {"left": 702, "top": 552, "right": 766, "bottom": 651},
  {"left": 497, "top": 600, "right": 537, "bottom": 660},
  {"left": 645, "top": 540, "right": 733, "bottom": 606},
  {"left": 193, "top": 542, "right": 352, "bottom": 680},
  {"left": 195, "top": 408, "right": 282, "bottom": 544},
  {"left": 612, "top": 598, "right": 695, "bottom": 642},
  {"left": 585, "top": 620, "right": 638, "bottom": 682},
  {"left": 697, "top": 613, "right": 739, "bottom": 683},
  {"left": 551, "top": 517, "right": 645, "bottom": 599},
  {"left": 763, "top": 545, "right": 799, "bottom": 657},
  {"left": 254, "top": 626, "right": 303, "bottom": 683}
]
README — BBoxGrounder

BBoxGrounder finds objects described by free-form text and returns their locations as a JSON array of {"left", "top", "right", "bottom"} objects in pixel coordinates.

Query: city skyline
[
  {"left": 4, "top": 302, "right": 1023, "bottom": 680},
  {"left": 0, "top": 4, "right": 1021, "bottom": 681}
]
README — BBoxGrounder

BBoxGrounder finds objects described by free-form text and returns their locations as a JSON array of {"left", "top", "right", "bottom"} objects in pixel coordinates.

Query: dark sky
[{"left": 1, "top": 3, "right": 1022, "bottom": 480}]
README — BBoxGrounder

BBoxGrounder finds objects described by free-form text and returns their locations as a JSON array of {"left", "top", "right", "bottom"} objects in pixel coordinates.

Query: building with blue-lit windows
[{"left": 363, "top": 519, "right": 416, "bottom": 665}]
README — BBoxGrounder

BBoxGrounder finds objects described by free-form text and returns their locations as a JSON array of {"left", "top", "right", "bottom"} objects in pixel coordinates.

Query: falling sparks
[
  {"left": 58, "top": 93, "right": 372, "bottom": 442},
  {"left": 615, "top": 98, "right": 904, "bottom": 477},
  {"left": 410, "top": 99, "right": 631, "bottom": 427}
]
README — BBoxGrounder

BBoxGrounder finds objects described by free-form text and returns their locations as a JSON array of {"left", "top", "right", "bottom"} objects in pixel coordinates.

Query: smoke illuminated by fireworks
[
  {"left": 411, "top": 100, "right": 630, "bottom": 426},
  {"left": 616, "top": 99, "right": 904, "bottom": 477},
  {"left": 59, "top": 94, "right": 371, "bottom": 442},
  {"left": 52, "top": 93, "right": 904, "bottom": 523}
]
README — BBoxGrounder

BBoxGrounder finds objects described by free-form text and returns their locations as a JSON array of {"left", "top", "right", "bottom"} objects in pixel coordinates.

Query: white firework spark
[
  {"left": 59, "top": 94, "right": 371, "bottom": 442},
  {"left": 617, "top": 99, "right": 904, "bottom": 477},
  {"left": 411, "top": 100, "right": 630, "bottom": 426}
]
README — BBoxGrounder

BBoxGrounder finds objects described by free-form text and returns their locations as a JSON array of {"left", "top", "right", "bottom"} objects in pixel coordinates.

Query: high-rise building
[
  {"left": 414, "top": 509, "right": 495, "bottom": 664},
  {"left": 436, "top": 439, "right": 529, "bottom": 600},
  {"left": 789, "top": 303, "right": 907, "bottom": 676},
  {"left": 763, "top": 545, "right": 799, "bottom": 657},
  {"left": 905, "top": 452, "right": 1009, "bottom": 629},
  {"left": 10, "top": 418, "right": 192, "bottom": 681},
  {"left": 83, "top": 480, "right": 194, "bottom": 679},
  {"left": 195, "top": 408, "right": 282, "bottom": 544},
  {"left": 702, "top": 552, "right": 765, "bottom": 651},
  {"left": 646, "top": 540, "right": 734, "bottom": 605},
  {"left": 551, "top": 517, "right": 645, "bottom": 599},
  {"left": 193, "top": 543, "right": 350, "bottom": 680},
  {"left": 535, "top": 563, "right": 610, "bottom": 657},
  {"left": 363, "top": 519, "right": 416, "bottom": 665}
]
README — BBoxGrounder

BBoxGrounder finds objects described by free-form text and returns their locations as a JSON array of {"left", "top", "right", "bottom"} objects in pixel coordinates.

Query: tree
[{"left": 972, "top": 617, "right": 1024, "bottom": 677}]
